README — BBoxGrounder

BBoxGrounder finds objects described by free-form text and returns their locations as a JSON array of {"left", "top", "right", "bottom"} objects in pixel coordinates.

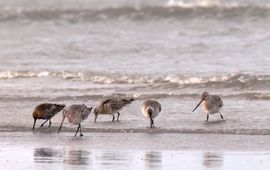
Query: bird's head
[
  {"left": 201, "top": 91, "right": 209, "bottom": 99},
  {"left": 93, "top": 107, "right": 100, "bottom": 115}
]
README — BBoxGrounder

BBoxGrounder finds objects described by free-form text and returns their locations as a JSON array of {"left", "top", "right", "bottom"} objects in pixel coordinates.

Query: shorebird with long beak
[
  {"left": 193, "top": 91, "right": 224, "bottom": 121},
  {"left": 57, "top": 104, "right": 92, "bottom": 137},
  {"left": 142, "top": 100, "right": 161, "bottom": 128},
  {"left": 93, "top": 97, "right": 134, "bottom": 123},
  {"left": 32, "top": 103, "right": 65, "bottom": 130}
]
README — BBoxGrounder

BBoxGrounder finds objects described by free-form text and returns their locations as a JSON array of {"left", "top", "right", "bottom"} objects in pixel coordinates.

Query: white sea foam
[
  {"left": 0, "top": 71, "right": 270, "bottom": 91},
  {"left": 165, "top": 0, "right": 241, "bottom": 8}
]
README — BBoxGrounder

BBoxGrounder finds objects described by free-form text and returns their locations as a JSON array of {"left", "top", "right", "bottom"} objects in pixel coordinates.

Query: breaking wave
[
  {"left": 1, "top": 70, "right": 270, "bottom": 90},
  {"left": 1, "top": 92, "right": 270, "bottom": 101}
]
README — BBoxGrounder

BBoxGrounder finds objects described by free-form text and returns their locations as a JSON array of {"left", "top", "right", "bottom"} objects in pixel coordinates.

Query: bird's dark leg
[
  {"left": 219, "top": 112, "right": 224, "bottom": 120},
  {"left": 150, "top": 118, "right": 154, "bottom": 128},
  {"left": 40, "top": 119, "right": 48, "bottom": 127},
  {"left": 112, "top": 115, "right": 115, "bottom": 122},
  {"left": 117, "top": 112, "right": 120, "bottom": 121},
  {"left": 79, "top": 125, "right": 83, "bottom": 137},
  {"left": 205, "top": 114, "right": 209, "bottom": 122},
  {"left": 48, "top": 119, "right": 52, "bottom": 127},
  {"left": 94, "top": 114, "right": 98, "bottom": 123},
  {"left": 74, "top": 124, "right": 81, "bottom": 137},
  {"left": 149, "top": 112, "right": 154, "bottom": 128},
  {"left": 33, "top": 119, "right": 37, "bottom": 130}
]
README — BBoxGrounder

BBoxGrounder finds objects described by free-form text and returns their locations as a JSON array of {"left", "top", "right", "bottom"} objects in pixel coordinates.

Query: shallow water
[
  {"left": 2, "top": 149, "right": 270, "bottom": 170},
  {"left": 0, "top": 0, "right": 270, "bottom": 135},
  {"left": 1, "top": 132, "right": 270, "bottom": 170}
]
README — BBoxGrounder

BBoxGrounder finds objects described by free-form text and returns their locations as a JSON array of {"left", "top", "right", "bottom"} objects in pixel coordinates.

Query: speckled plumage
[
  {"left": 57, "top": 104, "right": 92, "bottom": 137},
  {"left": 142, "top": 100, "right": 161, "bottom": 128},
  {"left": 94, "top": 97, "right": 134, "bottom": 122},
  {"left": 193, "top": 91, "right": 224, "bottom": 121},
  {"left": 32, "top": 103, "right": 65, "bottom": 130}
]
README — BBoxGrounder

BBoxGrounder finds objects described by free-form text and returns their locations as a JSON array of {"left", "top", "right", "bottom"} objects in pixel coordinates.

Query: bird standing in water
[
  {"left": 192, "top": 91, "right": 224, "bottom": 121},
  {"left": 93, "top": 97, "right": 134, "bottom": 122},
  {"left": 32, "top": 103, "right": 65, "bottom": 130},
  {"left": 141, "top": 100, "right": 161, "bottom": 128},
  {"left": 57, "top": 104, "right": 92, "bottom": 137}
]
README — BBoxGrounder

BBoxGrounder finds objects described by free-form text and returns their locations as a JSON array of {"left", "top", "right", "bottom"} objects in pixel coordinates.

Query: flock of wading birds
[{"left": 32, "top": 91, "right": 224, "bottom": 137}]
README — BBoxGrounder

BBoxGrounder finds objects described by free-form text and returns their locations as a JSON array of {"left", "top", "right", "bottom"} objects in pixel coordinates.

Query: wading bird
[
  {"left": 93, "top": 97, "right": 134, "bottom": 122},
  {"left": 32, "top": 103, "right": 65, "bottom": 130},
  {"left": 57, "top": 104, "right": 92, "bottom": 137},
  {"left": 141, "top": 100, "right": 161, "bottom": 128},
  {"left": 193, "top": 91, "right": 224, "bottom": 121}
]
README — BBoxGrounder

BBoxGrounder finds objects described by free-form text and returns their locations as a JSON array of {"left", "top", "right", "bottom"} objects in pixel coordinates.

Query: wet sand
[{"left": 0, "top": 132, "right": 270, "bottom": 170}]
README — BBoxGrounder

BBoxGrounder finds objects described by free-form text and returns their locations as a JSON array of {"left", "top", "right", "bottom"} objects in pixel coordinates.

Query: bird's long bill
[
  {"left": 192, "top": 98, "right": 204, "bottom": 112},
  {"left": 57, "top": 116, "right": 65, "bottom": 133}
]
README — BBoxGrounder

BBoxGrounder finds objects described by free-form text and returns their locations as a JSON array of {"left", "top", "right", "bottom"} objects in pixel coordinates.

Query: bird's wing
[
  {"left": 158, "top": 103, "right": 162, "bottom": 112},
  {"left": 101, "top": 98, "right": 126, "bottom": 110},
  {"left": 44, "top": 105, "right": 55, "bottom": 114},
  {"left": 214, "top": 95, "right": 223, "bottom": 107},
  {"left": 80, "top": 110, "right": 90, "bottom": 119},
  {"left": 101, "top": 99, "right": 112, "bottom": 106},
  {"left": 144, "top": 100, "right": 161, "bottom": 112}
]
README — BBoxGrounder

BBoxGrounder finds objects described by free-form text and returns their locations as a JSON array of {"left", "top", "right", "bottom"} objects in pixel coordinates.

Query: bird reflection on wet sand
[
  {"left": 34, "top": 148, "right": 63, "bottom": 164},
  {"left": 34, "top": 148, "right": 91, "bottom": 165},
  {"left": 64, "top": 150, "right": 91, "bottom": 165},
  {"left": 144, "top": 151, "right": 162, "bottom": 169},
  {"left": 202, "top": 152, "right": 223, "bottom": 168}
]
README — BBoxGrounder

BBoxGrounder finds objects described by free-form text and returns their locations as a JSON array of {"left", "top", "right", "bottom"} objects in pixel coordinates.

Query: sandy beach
[{"left": 0, "top": 98, "right": 270, "bottom": 170}]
